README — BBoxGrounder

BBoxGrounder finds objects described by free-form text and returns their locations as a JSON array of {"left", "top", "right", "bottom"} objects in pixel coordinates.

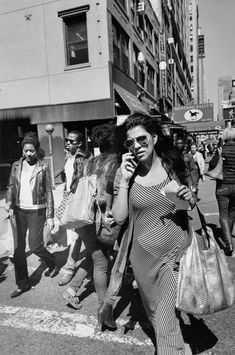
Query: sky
[{"left": 198, "top": 0, "right": 235, "bottom": 119}]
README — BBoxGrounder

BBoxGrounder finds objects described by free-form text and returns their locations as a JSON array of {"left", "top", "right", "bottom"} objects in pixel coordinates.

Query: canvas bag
[
  {"left": 61, "top": 174, "right": 101, "bottom": 229},
  {"left": 176, "top": 206, "right": 235, "bottom": 315}
]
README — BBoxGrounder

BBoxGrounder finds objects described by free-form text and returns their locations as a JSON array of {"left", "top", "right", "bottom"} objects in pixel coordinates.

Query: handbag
[
  {"left": 176, "top": 205, "right": 235, "bottom": 315},
  {"left": 204, "top": 148, "right": 223, "bottom": 180},
  {"left": 61, "top": 174, "right": 101, "bottom": 229},
  {"left": 96, "top": 216, "right": 122, "bottom": 246},
  {"left": 55, "top": 190, "right": 73, "bottom": 221},
  {"left": 0, "top": 215, "right": 16, "bottom": 257}
]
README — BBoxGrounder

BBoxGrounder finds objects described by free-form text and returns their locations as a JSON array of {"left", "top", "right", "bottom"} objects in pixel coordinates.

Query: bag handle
[
  {"left": 195, "top": 204, "right": 207, "bottom": 231},
  {"left": 195, "top": 204, "right": 211, "bottom": 247}
]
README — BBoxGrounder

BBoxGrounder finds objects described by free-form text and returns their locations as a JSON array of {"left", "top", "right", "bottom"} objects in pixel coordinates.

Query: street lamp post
[{"left": 45, "top": 124, "right": 55, "bottom": 188}]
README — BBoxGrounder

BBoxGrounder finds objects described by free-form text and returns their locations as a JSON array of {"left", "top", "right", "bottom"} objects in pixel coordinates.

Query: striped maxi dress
[{"left": 129, "top": 177, "right": 190, "bottom": 355}]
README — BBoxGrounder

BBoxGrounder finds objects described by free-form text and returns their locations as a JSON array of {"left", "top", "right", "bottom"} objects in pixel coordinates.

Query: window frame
[
  {"left": 58, "top": 6, "right": 90, "bottom": 70},
  {"left": 112, "top": 20, "right": 130, "bottom": 75}
]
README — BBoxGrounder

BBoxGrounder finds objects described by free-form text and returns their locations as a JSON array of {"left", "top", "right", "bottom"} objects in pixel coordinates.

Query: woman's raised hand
[
  {"left": 177, "top": 185, "right": 193, "bottom": 201},
  {"left": 121, "top": 152, "right": 138, "bottom": 183}
]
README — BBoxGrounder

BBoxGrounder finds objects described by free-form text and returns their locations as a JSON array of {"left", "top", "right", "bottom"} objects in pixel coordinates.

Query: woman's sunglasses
[
  {"left": 65, "top": 138, "right": 78, "bottom": 145},
  {"left": 124, "top": 135, "right": 149, "bottom": 150}
]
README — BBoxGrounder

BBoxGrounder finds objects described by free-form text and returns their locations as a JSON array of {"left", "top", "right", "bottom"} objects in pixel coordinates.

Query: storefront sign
[
  {"left": 159, "top": 33, "right": 167, "bottom": 98},
  {"left": 173, "top": 103, "right": 214, "bottom": 124}
]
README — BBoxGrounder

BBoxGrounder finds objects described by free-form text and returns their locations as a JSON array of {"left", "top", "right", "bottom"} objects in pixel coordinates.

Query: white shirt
[
  {"left": 19, "top": 161, "right": 35, "bottom": 209},
  {"left": 64, "top": 155, "right": 75, "bottom": 192}
]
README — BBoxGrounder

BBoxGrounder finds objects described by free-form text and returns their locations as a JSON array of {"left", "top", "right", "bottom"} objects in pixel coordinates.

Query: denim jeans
[
  {"left": 216, "top": 182, "right": 235, "bottom": 247},
  {"left": 14, "top": 207, "right": 55, "bottom": 289},
  {"left": 78, "top": 224, "right": 108, "bottom": 304},
  {"left": 61, "top": 230, "right": 82, "bottom": 274}
]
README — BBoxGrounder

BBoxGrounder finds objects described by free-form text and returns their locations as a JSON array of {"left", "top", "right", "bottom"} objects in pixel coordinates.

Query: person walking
[
  {"left": 62, "top": 123, "right": 120, "bottom": 321},
  {"left": 216, "top": 127, "right": 235, "bottom": 256},
  {"left": 175, "top": 137, "right": 198, "bottom": 194},
  {"left": 98, "top": 113, "right": 195, "bottom": 354},
  {"left": 189, "top": 142, "right": 205, "bottom": 200},
  {"left": 5, "top": 132, "right": 57, "bottom": 298},
  {"left": 57, "top": 130, "right": 89, "bottom": 286}
]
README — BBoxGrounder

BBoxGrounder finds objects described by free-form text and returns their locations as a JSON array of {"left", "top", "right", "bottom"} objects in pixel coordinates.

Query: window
[
  {"left": 154, "top": 34, "right": 159, "bottom": 59},
  {"left": 133, "top": 45, "right": 139, "bottom": 82},
  {"left": 146, "top": 63, "right": 155, "bottom": 96},
  {"left": 145, "top": 17, "right": 153, "bottom": 52},
  {"left": 112, "top": 20, "right": 130, "bottom": 75},
  {"left": 116, "top": 0, "right": 126, "bottom": 10},
  {"left": 58, "top": 6, "right": 89, "bottom": 66}
]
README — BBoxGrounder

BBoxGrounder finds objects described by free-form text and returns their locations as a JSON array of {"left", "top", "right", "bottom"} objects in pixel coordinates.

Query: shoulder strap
[{"left": 195, "top": 204, "right": 207, "bottom": 233}]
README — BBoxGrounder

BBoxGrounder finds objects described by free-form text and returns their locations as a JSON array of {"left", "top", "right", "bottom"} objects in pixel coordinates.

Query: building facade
[
  {"left": 0, "top": 0, "right": 193, "bottom": 186},
  {"left": 158, "top": 0, "right": 192, "bottom": 115}
]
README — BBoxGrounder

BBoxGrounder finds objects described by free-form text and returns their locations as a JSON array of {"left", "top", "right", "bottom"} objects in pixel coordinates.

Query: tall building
[
  {"left": 189, "top": 0, "right": 198, "bottom": 103},
  {"left": 0, "top": 0, "right": 192, "bottom": 186},
  {"left": 155, "top": 0, "right": 192, "bottom": 114},
  {"left": 218, "top": 76, "right": 232, "bottom": 120}
]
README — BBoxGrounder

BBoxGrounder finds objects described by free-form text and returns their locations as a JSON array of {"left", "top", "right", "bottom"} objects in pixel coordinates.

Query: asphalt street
[{"left": 0, "top": 176, "right": 235, "bottom": 355}]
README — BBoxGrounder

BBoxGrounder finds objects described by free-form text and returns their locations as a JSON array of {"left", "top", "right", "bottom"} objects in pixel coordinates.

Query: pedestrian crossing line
[
  {"left": 0, "top": 305, "right": 152, "bottom": 347},
  {"left": 203, "top": 212, "right": 219, "bottom": 216}
]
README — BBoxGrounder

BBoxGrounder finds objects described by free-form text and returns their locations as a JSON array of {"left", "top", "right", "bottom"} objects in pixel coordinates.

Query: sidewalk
[{"left": 0, "top": 184, "right": 66, "bottom": 258}]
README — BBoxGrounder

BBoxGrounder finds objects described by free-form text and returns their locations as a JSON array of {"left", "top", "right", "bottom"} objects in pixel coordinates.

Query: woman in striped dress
[{"left": 99, "top": 113, "right": 195, "bottom": 354}]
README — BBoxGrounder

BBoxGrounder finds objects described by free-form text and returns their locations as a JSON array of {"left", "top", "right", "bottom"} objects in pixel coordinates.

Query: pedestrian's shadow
[
  {"left": 29, "top": 261, "right": 48, "bottom": 287},
  {"left": 0, "top": 259, "right": 8, "bottom": 283},
  {"left": 180, "top": 313, "right": 218, "bottom": 354},
  {"left": 75, "top": 278, "right": 95, "bottom": 303},
  {"left": 112, "top": 274, "right": 156, "bottom": 347},
  {"left": 29, "top": 247, "right": 70, "bottom": 287}
]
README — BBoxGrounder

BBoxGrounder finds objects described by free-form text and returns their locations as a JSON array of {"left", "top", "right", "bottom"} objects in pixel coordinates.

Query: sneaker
[
  {"left": 63, "top": 288, "right": 82, "bottom": 310},
  {"left": 58, "top": 272, "right": 74, "bottom": 286}
]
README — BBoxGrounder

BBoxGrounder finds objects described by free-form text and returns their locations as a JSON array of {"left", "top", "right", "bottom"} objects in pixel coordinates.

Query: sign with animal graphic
[{"left": 172, "top": 103, "right": 214, "bottom": 124}]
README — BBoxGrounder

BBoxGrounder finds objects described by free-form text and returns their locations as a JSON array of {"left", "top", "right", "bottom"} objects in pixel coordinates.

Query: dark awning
[
  {"left": 114, "top": 83, "right": 149, "bottom": 115},
  {"left": 185, "top": 119, "right": 225, "bottom": 133},
  {"left": 0, "top": 99, "right": 114, "bottom": 124}
]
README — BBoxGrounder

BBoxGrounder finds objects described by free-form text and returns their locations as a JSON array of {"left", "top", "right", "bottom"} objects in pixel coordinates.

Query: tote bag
[
  {"left": 61, "top": 174, "right": 100, "bottom": 229},
  {"left": 176, "top": 209, "right": 235, "bottom": 315}
]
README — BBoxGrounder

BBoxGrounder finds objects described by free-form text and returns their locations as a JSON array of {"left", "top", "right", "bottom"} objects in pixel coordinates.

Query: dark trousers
[
  {"left": 14, "top": 207, "right": 55, "bottom": 289},
  {"left": 216, "top": 182, "right": 235, "bottom": 247}
]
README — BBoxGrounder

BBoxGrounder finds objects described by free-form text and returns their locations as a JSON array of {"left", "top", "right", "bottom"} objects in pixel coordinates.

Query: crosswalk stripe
[
  {"left": 0, "top": 305, "right": 152, "bottom": 347},
  {"left": 204, "top": 212, "right": 219, "bottom": 216}
]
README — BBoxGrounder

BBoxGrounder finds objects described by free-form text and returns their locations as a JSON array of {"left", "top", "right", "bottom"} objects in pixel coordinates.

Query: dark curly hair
[
  {"left": 91, "top": 122, "right": 115, "bottom": 153},
  {"left": 114, "top": 112, "right": 189, "bottom": 185}
]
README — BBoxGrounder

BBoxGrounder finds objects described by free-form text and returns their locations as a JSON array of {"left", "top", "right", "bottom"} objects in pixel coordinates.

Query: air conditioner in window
[
  {"left": 137, "top": 1, "right": 145, "bottom": 15},
  {"left": 137, "top": 52, "right": 145, "bottom": 65}
]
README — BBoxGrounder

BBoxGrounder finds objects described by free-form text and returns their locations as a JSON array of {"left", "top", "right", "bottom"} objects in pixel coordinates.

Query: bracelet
[{"left": 119, "top": 185, "right": 129, "bottom": 189}]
